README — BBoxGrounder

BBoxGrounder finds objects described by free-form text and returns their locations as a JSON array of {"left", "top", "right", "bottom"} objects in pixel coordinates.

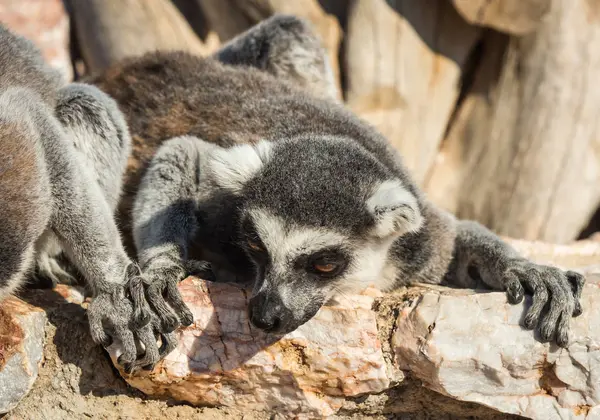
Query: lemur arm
[
  {"left": 445, "top": 219, "right": 585, "bottom": 347},
  {"left": 1, "top": 86, "right": 153, "bottom": 367},
  {"left": 132, "top": 136, "right": 214, "bottom": 333}
]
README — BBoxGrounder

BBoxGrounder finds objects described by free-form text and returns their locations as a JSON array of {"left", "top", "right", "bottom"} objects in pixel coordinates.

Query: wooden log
[
  {"left": 197, "top": 0, "right": 343, "bottom": 97},
  {"left": 425, "top": 0, "right": 600, "bottom": 244},
  {"left": 344, "top": 0, "right": 481, "bottom": 184},
  {"left": 452, "top": 0, "right": 551, "bottom": 36},
  {"left": 66, "top": 0, "right": 211, "bottom": 74}
]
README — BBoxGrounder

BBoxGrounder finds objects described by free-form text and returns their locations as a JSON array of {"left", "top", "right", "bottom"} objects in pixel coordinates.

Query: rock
[
  {"left": 0, "top": 297, "right": 47, "bottom": 414},
  {"left": 393, "top": 276, "right": 600, "bottom": 420},
  {"left": 0, "top": 0, "right": 73, "bottom": 81},
  {"left": 102, "top": 238, "right": 600, "bottom": 418},
  {"left": 110, "top": 280, "right": 390, "bottom": 417}
]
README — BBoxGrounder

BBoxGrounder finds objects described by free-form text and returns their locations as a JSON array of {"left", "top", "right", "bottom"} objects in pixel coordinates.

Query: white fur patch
[
  {"left": 208, "top": 141, "right": 272, "bottom": 194},
  {"left": 366, "top": 179, "right": 423, "bottom": 239}
]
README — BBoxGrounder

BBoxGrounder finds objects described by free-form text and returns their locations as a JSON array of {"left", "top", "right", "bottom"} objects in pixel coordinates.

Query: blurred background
[{"left": 2, "top": 0, "right": 599, "bottom": 245}]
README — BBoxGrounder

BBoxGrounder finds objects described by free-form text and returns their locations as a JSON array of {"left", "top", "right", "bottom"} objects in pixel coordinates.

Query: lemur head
[{"left": 208, "top": 135, "right": 423, "bottom": 334}]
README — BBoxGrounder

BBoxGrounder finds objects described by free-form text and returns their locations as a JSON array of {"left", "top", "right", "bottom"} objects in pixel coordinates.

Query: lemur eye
[
  {"left": 313, "top": 263, "right": 337, "bottom": 273},
  {"left": 247, "top": 239, "right": 264, "bottom": 252}
]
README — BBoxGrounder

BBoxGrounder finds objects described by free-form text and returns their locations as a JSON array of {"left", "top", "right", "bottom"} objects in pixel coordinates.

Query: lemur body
[
  {"left": 87, "top": 15, "right": 584, "bottom": 363},
  {"left": 0, "top": 24, "right": 173, "bottom": 371},
  {"left": 0, "top": 17, "right": 585, "bottom": 373}
]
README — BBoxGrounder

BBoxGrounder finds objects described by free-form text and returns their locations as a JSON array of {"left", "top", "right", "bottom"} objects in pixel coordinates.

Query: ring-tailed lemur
[
  {"left": 0, "top": 24, "right": 172, "bottom": 372},
  {"left": 83, "top": 14, "right": 585, "bottom": 372}
]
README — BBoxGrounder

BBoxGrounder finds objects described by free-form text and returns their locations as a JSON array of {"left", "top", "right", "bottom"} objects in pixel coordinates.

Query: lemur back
[{"left": 90, "top": 52, "right": 426, "bottom": 245}]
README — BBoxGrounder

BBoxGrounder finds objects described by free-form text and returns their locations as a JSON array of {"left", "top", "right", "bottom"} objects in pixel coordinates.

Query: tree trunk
[
  {"left": 67, "top": 0, "right": 210, "bottom": 74},
  {"left": 425, "top": 0, "right": 600, "bottom": 244},
  {"left": 344, "top": 0, "right": 481, "bottom": 183},
  {"left": 451, "top": 0, "right": 551, "bottom": 35}
]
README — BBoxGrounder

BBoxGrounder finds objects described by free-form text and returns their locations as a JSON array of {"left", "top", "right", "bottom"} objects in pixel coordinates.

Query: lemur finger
[
  {"left": 130, "top": 325, "right": 161, "bottom": 372},
  {"left": 555, "top": 312, "right": 571, "bottom": 348},
  {"left": 147, "top": 283, "right": 180, "bottom": 333},
  {"left": 115, "top": 327, "right": 137, "bottom": 372},
  {"left": 87, "top": 306, "right": 112, "bottom": 347},
  {"left": 165, "top": 280, "right": 194, "bottom": 327},
  {"left": 129, "top": 275, "right": 152, "bottom": 329},
  {"left": 519, "top": 270, "right": 549, "bottom": 330},
  {"left": 503, "top": 272, "right": 525, "bottom": 304},
  {"left": 537, "top": 273, "right": 569, "bottom": 343},
  {"left": 566, "top": 271, "right": 585, "bottom": 317}
]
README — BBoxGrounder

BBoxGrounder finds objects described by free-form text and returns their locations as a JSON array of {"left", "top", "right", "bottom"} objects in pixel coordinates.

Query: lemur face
[
  {"left": 239, "top": 207, "right": 404, "bottom": 333},
  {"left": 208, "top": 136, "right": 423, "bottom": 334}
]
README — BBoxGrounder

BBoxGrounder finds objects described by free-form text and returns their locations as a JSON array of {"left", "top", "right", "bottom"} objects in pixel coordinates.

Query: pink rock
[
  {"left": 110, "top": 279, "right": 389, "bottom": 417},
  {"left": 108, "top": 237, "right": 600, "bottom": 418},
  {"left": 0, "top": 0, "right": 72, "bottom": 81}
]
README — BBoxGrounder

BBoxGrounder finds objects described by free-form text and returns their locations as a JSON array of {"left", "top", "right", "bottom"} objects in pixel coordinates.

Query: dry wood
[
  {"left": 344, "top": 0, "right": 481, "bottom": 183},
  {"left": 425, "top": 0, "right": 600, "bottom": 243},
  {"left": 67, "top": 0, "right": 211, "bottom": 74},
  {"left": 197, "top": 0, "right": 343, "bottom": 97},
  {"left": 452, "top": 0, "right": 551, "bottom": 35}
]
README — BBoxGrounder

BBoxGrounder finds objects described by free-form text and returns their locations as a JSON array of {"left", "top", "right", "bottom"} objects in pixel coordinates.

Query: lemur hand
[
  {"left": 498, "top": 259, "right": 584, "bottom": 347},
  {"left": 138, "top": 260, "right": 214, "bottom": 333},
  {"left": 87, "top": 281, "right": 152, "bottom": 369}
]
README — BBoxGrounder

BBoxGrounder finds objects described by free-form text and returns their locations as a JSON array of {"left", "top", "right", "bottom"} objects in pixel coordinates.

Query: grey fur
[
  {"left": 215, "top": 14, "right": 338, "bottom": 101},
  {"left": 87, "top": 14, "right": 584, "bottom": 357},
  {"left": 0, "top": 24, "right": 154, "bottom": 369}
]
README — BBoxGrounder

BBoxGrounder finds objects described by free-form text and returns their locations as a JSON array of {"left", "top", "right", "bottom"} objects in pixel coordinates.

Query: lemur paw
[
  {"left": 502, "top": 259, "right": 585, "bottom": 348},
  {"left": 140, "top": 260, "right": 213, "bottom": 333},
  {"left": 87, "top": 282, "right": 148, "bottom": 367}
]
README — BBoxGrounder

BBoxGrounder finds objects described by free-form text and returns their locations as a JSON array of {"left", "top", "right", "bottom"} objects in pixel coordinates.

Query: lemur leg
[
  {"left": 214, "top": 14, "right": 338, "bottom": 101},
  {"left": 32, "top": 82, "right": 132, "bottom": 288},
  {"left": 5, "top": 85, "right": 154, "bottom": 368},
  {"left": 445, "top": 219, "right": 585, "bottom": 348},
  {"left": 132, "top": 136, "right": 215, "bottom": 336},
  {"left": 0, "top": 90, "right": 52, "bottom": 301}
]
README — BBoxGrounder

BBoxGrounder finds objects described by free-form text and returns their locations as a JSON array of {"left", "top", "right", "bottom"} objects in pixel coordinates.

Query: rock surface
[
  {"left": 394, "top": 279, "right": 600, "bottom": 420},
  {"left": 0, "top": 0, "right": 73, "bottom": 81},
  {"left": 0, "top": 297, "right": 47, "bottom": 414},
  {"left": 107, "top": 238, "right": 600, "bottom": 418},
  {"left": 110, "top": 280, "right": 390, "bottom": 417}
]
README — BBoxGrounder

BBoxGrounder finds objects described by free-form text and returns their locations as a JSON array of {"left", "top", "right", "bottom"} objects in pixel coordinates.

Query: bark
[
  {"left": 344, "top": 0, "right": 481, "bottom": 183},
  {"left": 67, "top": 0, "right": 210, "bottom": 74},
  {"left": 426, "top": 0, "right": 600, "bottom": 243},
  {"left": 452, "top": 0, "right": 552, "bottom": 35}
]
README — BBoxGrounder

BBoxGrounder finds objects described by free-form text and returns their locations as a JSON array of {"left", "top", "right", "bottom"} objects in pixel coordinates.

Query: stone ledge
[{"left": 106, "top": 239, "right": 600, "bottom": 419}]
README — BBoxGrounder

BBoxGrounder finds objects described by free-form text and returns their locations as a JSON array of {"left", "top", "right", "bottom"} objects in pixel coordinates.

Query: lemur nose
[{"left": 248, "top": 293, "right": 284, "bottom": 332}]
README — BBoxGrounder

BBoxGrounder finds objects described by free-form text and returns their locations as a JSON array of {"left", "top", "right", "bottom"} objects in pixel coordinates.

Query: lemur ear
[
  {"left": 208, "top": 140, "right": 272, "bottom": 194},
  {"left": 366, "top": 179, "right": 423, "bottom": 239}
]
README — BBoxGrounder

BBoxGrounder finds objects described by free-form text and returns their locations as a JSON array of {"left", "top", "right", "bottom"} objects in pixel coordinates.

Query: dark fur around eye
[{"left": 240, "top": 218, "right": 268, "bottom": 260}]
